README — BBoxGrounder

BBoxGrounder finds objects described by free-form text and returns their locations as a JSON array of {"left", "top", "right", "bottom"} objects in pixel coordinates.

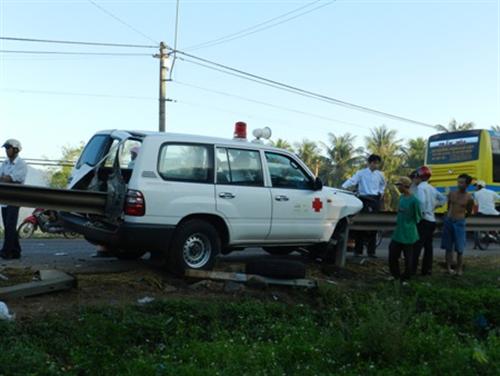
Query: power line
[
  {"left": 169, "top": 0, "right": 181, "bottom": 80},
  {"left": 86, "top": 0, "right": 159, "bottom": 44},
  {"left": 0, "top": 36, "right": 157, "bottom": 49},
  {"left": 173, "top": 50, "right": 435, "bottom": 129},
  {"left": 1, "top": 35, "right": 435, "bottom": 129},
  {"left": 174, "top": 81, "right": 371, "bottom": 129},
  {"left": 1, "top": 88, "right": 156, "bottom": 101},
  {"left": 186, "top": 0, "right": 335, "bottom": 51},
  {"left": 0, "top": 50, "right": 152, "bottom": 56}
]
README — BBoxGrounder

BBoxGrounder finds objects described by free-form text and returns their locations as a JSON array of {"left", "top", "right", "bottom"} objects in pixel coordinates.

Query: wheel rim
[
  {"left": 478, "top": 232, "right": 490, "bottom": 250},
  {"left": 182, "top": 232, "right": 212, "bottom": 268},
  {"left": 19, "top": 223, "right": 35, "bottom": 238}
]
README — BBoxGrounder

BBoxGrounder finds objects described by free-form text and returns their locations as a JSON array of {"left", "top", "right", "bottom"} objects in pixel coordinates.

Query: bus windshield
[{"left": 427, "top": 130, "right": 481, "bottom": 164}]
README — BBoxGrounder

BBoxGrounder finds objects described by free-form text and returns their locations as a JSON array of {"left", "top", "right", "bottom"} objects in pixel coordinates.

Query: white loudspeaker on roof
[{"left": 252, "top": 127, "right": 272, "bottom": 140}]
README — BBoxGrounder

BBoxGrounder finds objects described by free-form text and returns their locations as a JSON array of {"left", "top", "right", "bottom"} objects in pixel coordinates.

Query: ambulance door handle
[
  {"left": 275, "top": 195, "right": 289, "bottom": 202},
  {"left": 219, "top": 192, "right": 235, "bottom": 199}
]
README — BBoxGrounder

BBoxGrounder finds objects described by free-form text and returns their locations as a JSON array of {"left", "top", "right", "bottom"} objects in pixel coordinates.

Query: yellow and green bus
[{"left": 425, "top": 129, "right": 500, "bottom": 199}]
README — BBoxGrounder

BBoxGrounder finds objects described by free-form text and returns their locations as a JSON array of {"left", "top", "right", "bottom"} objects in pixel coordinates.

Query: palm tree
[
  {"left": 320, "top": 133, "right": 363, "bottom": 187},
  {"left": 271, "top": 138, "right": 294, "bottom": 152},
  {"left": 435, "top": 119, "right": 475, "bottom": 133},
  {"left": 403, "top": 137, "right": 426, "bottom": 171},
  {"left": 491, "top": 125, "right": 500, "bottom": 132},
  {"left": 295, "top": 140, "right": 322, "bottom": 176},
  {"left": 364, "top": 125, "right": 403, "bottom": 210}
]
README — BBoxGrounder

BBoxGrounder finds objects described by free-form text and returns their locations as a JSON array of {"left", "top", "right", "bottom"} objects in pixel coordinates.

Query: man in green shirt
[{"left": 389, "top": 177, "right": 421, "bottom": 281}]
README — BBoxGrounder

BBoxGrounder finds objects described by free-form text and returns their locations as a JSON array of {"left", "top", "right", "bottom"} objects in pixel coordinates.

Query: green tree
[
  {"left": 491, "top": 125, "right": 500, "bottom": 132},
  {"left": 403, "top": 137, "right": 426, "bottom": 171},
  {"left": 364, "top": 125, "right": 403, "bottom": 210},
  {"left": 320, "top": 133, "right": 363, "bottom": 187},
  {"left": 271, "top": 138, "right": 294, "bottom": 152},
  {"left": 435, "top": 119, "right": 475, "bottom": 133},
  {"left": 48, "top": 143, "right": 84, "bottom": 188},
  {"left": 295, "top": 139, "right": 322, "bottom": 176}
]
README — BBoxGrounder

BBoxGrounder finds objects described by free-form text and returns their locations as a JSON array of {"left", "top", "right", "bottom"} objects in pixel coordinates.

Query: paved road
[{"left": 1, "top": 236, "right": 499, "bottom": 273}]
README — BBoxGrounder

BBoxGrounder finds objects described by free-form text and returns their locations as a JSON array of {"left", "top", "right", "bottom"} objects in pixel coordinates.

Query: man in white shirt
[
  {"left": 342, "top": 154, "right": 386, "bottom": 257},
  {"left": 473, "top": 180, "right": 499, "bottom": 216},
  {"left": 411, "top": 166, "right": 446, "bottom": 276},
  {"left": 0, "top": 139, "right": 28, "bottom": 260}
]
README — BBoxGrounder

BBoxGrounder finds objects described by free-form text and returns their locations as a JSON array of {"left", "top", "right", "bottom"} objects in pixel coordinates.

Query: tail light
[{"left": 124, "top": 190, "right": 145, "bottom": 216}]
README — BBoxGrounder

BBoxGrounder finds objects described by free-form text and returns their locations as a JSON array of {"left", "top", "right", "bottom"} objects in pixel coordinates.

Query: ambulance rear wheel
[{"left": 168, "top": 220, "right": 220, "bottom": 275}]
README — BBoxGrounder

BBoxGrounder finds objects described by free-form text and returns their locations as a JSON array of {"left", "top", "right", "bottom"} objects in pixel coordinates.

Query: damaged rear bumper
[{"left": 59, "top": 212, "right": 174, "bottom": 252}]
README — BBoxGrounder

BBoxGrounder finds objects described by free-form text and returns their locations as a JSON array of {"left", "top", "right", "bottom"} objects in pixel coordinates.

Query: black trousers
[
  {"left": 389, "top": 240, "right": 414, "bottom": 280},
  {"left": 353, "top": 195, "right": 381, "bottom": 256},
  {"left": 1, "top": 206, "right": 21, "bottom": 256},
  {"left": 412, "top": 220, "right": 436, "bottom": 275}
]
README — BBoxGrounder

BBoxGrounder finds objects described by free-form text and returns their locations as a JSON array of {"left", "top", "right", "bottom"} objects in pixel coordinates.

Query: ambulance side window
[
  {"left": 216, "top": 148, "right": 264, "bottom": 187},
  {"left": 158, "top": 143, "right": 213, "bottom": 183},
  {"left": 265, "top": 152, "right": 313, "bottom": 190}
]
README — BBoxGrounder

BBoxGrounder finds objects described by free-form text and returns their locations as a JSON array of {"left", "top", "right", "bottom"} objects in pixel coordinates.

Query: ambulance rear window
[{"left": 76, "top": 135, "right": 110, "bottom": 168}]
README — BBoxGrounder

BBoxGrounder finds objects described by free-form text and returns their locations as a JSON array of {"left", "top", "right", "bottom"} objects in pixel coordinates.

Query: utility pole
[{"left": 158, "top": 42, "right": 168, "bottom": 132}]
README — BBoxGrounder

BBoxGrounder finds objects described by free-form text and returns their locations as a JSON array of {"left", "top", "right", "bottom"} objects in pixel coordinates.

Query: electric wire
[
  {"left": 1, "top": 88, "right": 156, "bottom": 101},
  {"left": 87, "top": 0, "right": 159, "bottom": 44},
  {"left": 0, "top": 50, "right": 152, "bottom": 56},
  {"left": 174, "top": 52, "right": 435, "bottom": 128},
  {"left": 185, "top": 0, "right": 333, "bottom": 51},
  {"left": 1, "top": 35, "right": 436, "bottom": 129},
  {"left": 169, "top": 0, "right": 181, "bottom": 79},
  {"left": 0, "top": 36, "right": 158, "bottom": 49},
  {"left": 174, "top": 81, "right": 371, "bottom": 129}
]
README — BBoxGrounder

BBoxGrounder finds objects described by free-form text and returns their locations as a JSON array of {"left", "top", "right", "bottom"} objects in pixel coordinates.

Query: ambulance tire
[
  {"left": 167, "top": 220, "right": 220, "bottom": 276},
  {"left": 263, "top": 247, "right": 296, "bottom": 256},
  {"left": 246, "top": 259, "right": 306, "bottom": 279}
]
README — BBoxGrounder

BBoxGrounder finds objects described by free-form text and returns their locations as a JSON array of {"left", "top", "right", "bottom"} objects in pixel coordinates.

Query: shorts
[{"left": 441, "top": 217, "right": 466, "bottom": 254}]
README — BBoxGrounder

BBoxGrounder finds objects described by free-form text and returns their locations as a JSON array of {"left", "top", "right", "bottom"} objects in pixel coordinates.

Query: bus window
[
  {"left": 427, "top": 130, "right": 481, "bottom": 164},
  {"left": 491, "top": 134, "right": 500, "bottom": 182}
]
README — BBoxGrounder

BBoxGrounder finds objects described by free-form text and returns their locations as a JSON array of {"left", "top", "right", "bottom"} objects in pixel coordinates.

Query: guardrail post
[{"left": 334, "top": 224, "right": 349, "bottom": 267}]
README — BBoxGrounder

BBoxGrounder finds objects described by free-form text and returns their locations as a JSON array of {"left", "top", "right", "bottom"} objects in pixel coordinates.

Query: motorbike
[
  {"left": 17, "top": 208, "right": 79, "bottom": 239},
  {"left": 474, "top": 230, "right": 499, "bottom": 250}
]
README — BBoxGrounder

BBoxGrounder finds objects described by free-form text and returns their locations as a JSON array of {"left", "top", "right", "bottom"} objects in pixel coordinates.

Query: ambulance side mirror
[{"left": 313, "top": 177, "right": 323, "bottom": 191}]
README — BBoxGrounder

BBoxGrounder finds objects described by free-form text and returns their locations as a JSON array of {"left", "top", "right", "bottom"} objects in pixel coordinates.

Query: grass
[{"left": 0, "top": 259, "right": 499, "bottom": 375}]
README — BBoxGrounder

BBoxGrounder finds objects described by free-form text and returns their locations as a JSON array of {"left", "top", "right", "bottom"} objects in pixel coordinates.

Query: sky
[{"left": 0, "top": 0, "right": 499, "bottom": 160}]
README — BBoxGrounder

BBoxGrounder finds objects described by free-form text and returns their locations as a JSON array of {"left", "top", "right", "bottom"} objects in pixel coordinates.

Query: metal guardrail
[
  {"left": 0, "top": 183, "right": 498, "bottom": 231},
  {"left": 0, "top": 183, "right": 107, "bottom": 215},
  {"left": 350, "top": 212, "right": 500, "bottom": 231}
]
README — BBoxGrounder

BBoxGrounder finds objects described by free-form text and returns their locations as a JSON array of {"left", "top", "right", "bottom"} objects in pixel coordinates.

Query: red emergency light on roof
[{"left": 233, "top": 121, "right": 247, "bottom": 140}]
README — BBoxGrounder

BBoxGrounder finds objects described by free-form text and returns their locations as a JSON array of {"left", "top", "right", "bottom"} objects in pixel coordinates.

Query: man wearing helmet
[
  {"left": 0, "top": 139, "right": 28, "bottom": 260},
  {"left": 411, "top": 166, "right": 446, "bottom": 276}
]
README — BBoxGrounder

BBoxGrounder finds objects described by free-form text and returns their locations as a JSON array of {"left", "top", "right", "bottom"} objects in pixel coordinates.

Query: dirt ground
[{"left": 2, "top": 254, "right": 499, "bottom": 320}]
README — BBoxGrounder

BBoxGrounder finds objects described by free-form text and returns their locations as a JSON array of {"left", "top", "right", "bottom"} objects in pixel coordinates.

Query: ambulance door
[
  {"left": 215, "top": 147, "right": 272, "bottom": 242},
  {"left": 264, "top": 151, "right": 326, "bottom": 241}
]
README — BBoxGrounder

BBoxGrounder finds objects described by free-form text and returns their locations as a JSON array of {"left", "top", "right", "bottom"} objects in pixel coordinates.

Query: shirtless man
[{"left": 441, "top": 174, "right": 474, "bottom": 276}]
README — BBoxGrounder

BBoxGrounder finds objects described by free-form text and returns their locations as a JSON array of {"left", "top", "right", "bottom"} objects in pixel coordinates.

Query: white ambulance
[{"left": 61, "top": 123, "right": 362, "bottom": 273}]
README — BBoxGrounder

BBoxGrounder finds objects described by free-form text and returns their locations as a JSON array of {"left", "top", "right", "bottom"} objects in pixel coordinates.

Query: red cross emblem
[{"left": 312, "top": 198, "right": 323, "bottom": 212}]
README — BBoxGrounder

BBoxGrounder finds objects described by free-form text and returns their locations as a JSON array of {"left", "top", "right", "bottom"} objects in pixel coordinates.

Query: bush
[{"left": 1, "top": 274, "right": 499, "bottom": 375}]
